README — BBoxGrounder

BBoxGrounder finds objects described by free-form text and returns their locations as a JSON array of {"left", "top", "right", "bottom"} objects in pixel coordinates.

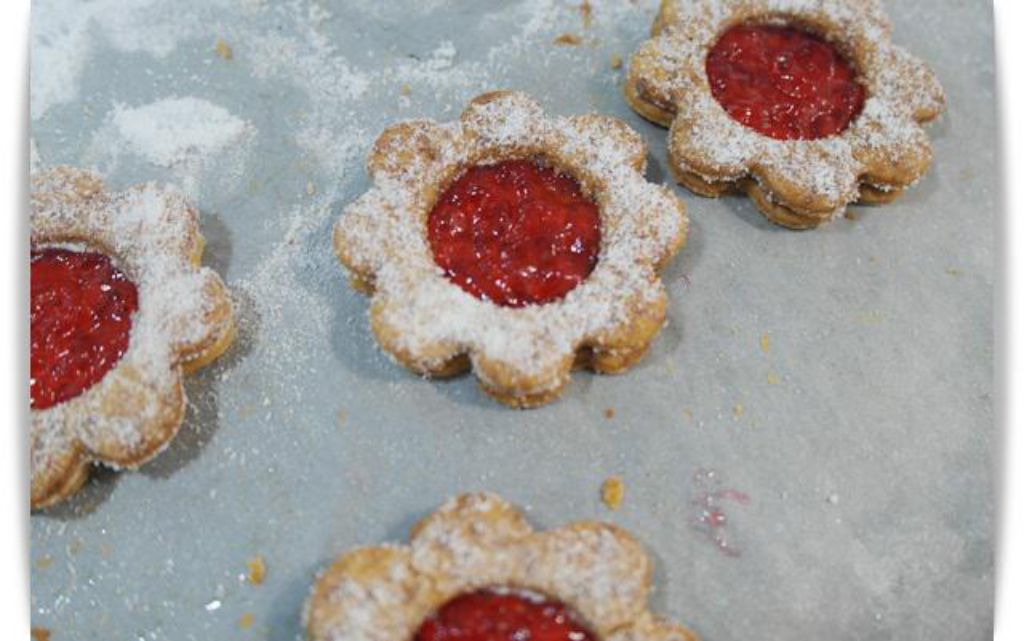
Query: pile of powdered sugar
[
  {"left": 106, "top": 97, "right": 253, "bottom": 169},
  {"left": 84, "top": 97, "right": 256, "bottom": 199}
]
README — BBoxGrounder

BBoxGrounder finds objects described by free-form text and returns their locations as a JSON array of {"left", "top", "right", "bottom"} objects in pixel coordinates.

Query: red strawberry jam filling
[
  {"left": 31, "top": 247, "right": 139, "bottom": 410},
  {"left": 414, "top": 588, "right": 598, "bottom": 641},
  {"left": 706, "top": 24, "right": 866, "bottom": 140},
  {"left": 427, "top": 159, "right": 601, "bottom": 308}
]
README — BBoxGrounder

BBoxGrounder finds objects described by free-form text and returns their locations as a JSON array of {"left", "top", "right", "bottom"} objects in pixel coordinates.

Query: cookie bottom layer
[{"left": 670, "top": 163, "right": 907, "bottom": 230}]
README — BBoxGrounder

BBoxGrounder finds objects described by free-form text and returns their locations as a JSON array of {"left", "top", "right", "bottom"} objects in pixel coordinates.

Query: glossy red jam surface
[
  {"left": 427, "top": 159, "right": 601, "bottom": 308},
  {"left": 414, "top": 588, "right": 598, "bottom": 641},
  {"left": 31, "top": 248, "right": 138, "bottom": 410},
  {"left": 706, "top": 24, "right": 866, "bottom": 140}
]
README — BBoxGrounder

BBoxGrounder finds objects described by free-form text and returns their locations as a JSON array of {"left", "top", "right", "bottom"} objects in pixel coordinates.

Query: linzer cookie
[
  {"left": 30, "top": 167, "right": 235, "bottom": 509},
  {"left": 625, "top": 0, "right": 945, "bottom": 229},
  {"left": 334, "top": 91, "right": 687, "bottom": 408},
  {"left": 304, "top": 492, "right": 699, "bottom": 641}
]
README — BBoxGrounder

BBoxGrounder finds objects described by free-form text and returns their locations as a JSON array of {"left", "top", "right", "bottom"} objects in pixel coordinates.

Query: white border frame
[
  {"left": 1, "top": 1, "right": 1019, "bottom": 639},
  {"left": 1, "top": 0, "right": 30, "bottom": 638},
  {"left": 995, "top": 1, "right": 1023, "bottom": 639}
]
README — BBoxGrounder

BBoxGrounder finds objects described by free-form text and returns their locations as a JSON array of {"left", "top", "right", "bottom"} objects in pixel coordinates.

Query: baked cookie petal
[
  {"left": 305, "top": 546, "right": 437, "bottom": 641},
  {"left": 752, "top": 139, "right": 861, "bottom": 217},
  {"left": 849, "top": 98, "right": 935, "bottom": 189},
  {"left": 564, "top": 114, "right": 648, "bottom": 172},
  {"left": 367, "top": 120, "right": 455, "bottom": 183},
  {"left": 522, "top": 522, "right": 652, "bottom": 632},
  {"left": 668, "top": 95, "right": 761, "bottom": 181},
  {"left": 874, "top": 45, "right": 946, "bottom": 122},
  {"left": 459, "top": 91, "right": 548, "bottom": 146}
]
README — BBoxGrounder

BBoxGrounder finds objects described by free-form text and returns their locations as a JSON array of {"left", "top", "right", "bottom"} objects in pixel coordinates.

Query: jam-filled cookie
[
  {"left": 625, "top": 0, "right": 945, "bottom": 229},
  {"left": 304, "top": 492, "right": 699, "bottom": 641},
  {"left": 334, "top": 91, "right": 687, "bottom": 408},
  {"left": 30, "top": 167, "right": 235, "bottom": 509}
]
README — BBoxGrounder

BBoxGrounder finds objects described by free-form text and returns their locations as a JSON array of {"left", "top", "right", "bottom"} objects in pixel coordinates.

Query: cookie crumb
[
  {"left": 247, "top": 556, "right": 266, "bottom": 585},
  {"left": 760, "top": 332, "right": 770, "bottom": 354},
  {"left": 767, "top": 371, "right": 780, "bottom": 385},
  {"left": 553, "top": 33, "right": 583, "bottom": 46},
  {"left": 579, "top": 1, "right": 593, "bottom": 28},
  {"left": 604, "top": 407, "right": 615, "bottom": 419},
  {"left": 215, "top": 38, "right": 234, "bottom": 61},
  {"left": 35, "top": 554, "right": 54, "bottom": 569},
  {"left": 601, "top": 476, "right": 625, "bottom": 510},
  {"left": 31, "top": 628, "right": 51, "bottom": 641},
  {"left": 306, "top": 181, "right": 316, "bottom": 196},
  {"left": 683, "top": 407, "right": 693, "bottom": 421},
  {"left": 239, "top": 613, "right": 255, "bottom": 630},
  {"left": 733, "top": 403, "right": 744, "bottom": 420},
  {"left": 844, "top": 210, "right": 859, "bottom": 221},
  {"left": 946, "top": 267, "right": 962, "bottom": 276},
  {"left": 610, "top": 53, "right": 623, "bottom": 69},
  {"left": 400, "top": 83, "right": 412, "bottom": 97},
  {"left": 336, "top": 409, "right": 349, "bottom": 427}
]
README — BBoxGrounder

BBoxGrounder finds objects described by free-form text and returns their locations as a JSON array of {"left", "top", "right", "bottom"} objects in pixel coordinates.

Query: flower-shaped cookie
[
  {"left": 334, "top": 91, "right": 687, "bottom": 408},
  {"left": 304, "top": 493, "right": 699, "bottom": 641},
  {"left": 625, "top": 0, "right": 945, "bottom": 229},
  {"left": 31, "top": 167, "right": 235, "bottom": 509}
]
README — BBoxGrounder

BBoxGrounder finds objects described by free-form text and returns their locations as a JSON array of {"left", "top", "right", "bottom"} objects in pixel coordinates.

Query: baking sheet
[{"left": 29, "top": 1, "right": 996, "bottom": 639}]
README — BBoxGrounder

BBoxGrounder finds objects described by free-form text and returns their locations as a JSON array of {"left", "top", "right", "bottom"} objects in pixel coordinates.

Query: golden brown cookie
[
  {"left": 30, "top": 167, "right": 235, "bottom": 509},
  {"left": 334, "top": 91, "right": 688, "bottom": 408},
  {"left": 304, "top": 492, "right": 699, "bottom": 641},
  {"left": 625, "top": 0, "right": 945, "bottom": 229}
]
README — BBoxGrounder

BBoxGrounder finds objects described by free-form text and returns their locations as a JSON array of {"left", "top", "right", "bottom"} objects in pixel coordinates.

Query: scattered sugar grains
[
  {"left": 601, "top": 476, "right": 625, "bottom": 510},
  {"left": 30, "top": 0, "right": 212, "bottom": 120}
]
